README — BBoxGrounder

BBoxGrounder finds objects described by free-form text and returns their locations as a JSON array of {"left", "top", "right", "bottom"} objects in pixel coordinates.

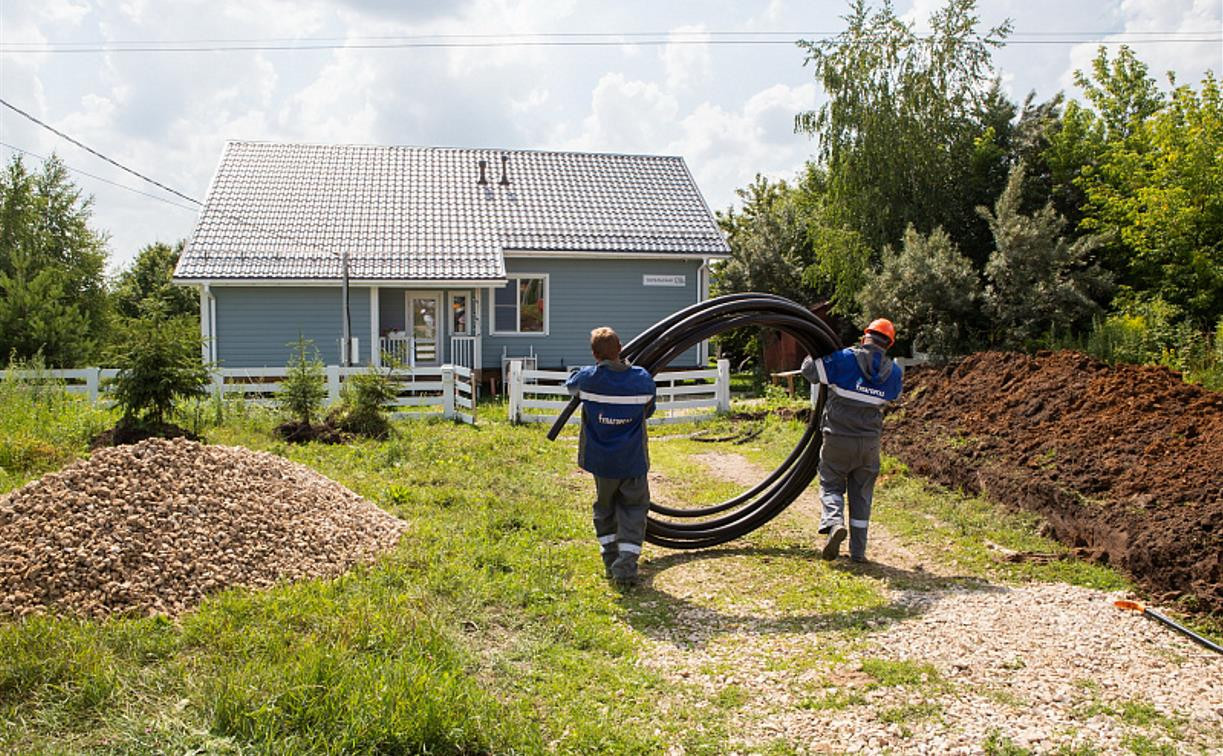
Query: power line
[
  {"left": 1, "top": 34, "right": 1217, "bottom": 54},
  {"left": 0, "top": 98, "right": 202, "bottom": 206},
  {"left": 2, "top": 28, "right": 1214, "bottom": 46},
  {"left": 0, "top": 141, "right": 200, "bottom": 212}
]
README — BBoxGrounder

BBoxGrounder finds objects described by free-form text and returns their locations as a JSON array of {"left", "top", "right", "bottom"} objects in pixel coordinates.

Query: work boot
[
  {"left": 849, "top": 553, "right": 869, "bottom": 564},
  {"left": 601, "top": 549, "right": 618, "bottom": 578},
  {"left": 822, "top": 525, "right": 847, "bottom": 561},
  {"left": 610, "top": 552, "right": 640, "bottom": 587}
]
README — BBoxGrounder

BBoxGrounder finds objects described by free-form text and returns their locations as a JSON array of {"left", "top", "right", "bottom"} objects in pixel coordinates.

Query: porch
[{"left": 371, "top": 286, "right": 482, "bottom": 371}]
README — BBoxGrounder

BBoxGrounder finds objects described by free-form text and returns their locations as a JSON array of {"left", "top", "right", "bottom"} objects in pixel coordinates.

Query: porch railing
[{"left": 450, "top": 336, "right": 477, "bottom": 370}]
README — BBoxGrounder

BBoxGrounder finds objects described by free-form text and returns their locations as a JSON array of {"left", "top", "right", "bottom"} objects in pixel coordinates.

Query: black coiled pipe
[{"left": 547, "top": 293, "right": 842, "bottom": 549}]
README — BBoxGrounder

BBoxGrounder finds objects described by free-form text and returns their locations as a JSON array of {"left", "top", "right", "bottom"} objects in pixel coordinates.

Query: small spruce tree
[
  {"left": 278, "top": 335, "right": 327, "bottom": 427},
  {"left": 107, "top": 307, "right": 209, "bottom": 429}
]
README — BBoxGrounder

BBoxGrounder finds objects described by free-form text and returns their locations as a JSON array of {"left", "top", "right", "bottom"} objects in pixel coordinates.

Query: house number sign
[{"left": 642, "top": 275, "right": 686, "bottom": 287}]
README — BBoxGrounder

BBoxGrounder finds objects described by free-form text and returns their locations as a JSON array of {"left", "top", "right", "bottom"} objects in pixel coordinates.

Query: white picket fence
[
  {"left": 0, "top": 364, "right": 477, "bottom": 424},
  {"left": 507, "top": 359, "right": 731, "bottom": 426}
]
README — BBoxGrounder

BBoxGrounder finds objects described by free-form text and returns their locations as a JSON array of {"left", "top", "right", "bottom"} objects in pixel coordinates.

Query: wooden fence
[
  {"left": 506, "top": 359, "right": 731, "bottom": 426},
  {"left": 0, "top": 365, "right": 476, "bottom": 424}
]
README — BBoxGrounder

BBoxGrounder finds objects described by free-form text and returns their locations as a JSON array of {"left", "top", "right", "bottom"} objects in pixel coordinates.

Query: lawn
[{"left": 0, "top": 383, "right": 1215, "bottom": 754}]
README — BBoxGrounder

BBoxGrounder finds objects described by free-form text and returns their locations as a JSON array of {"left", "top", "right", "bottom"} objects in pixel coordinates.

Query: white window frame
[{"left": 489, "top": 273, "right": 550, "bottom": 336}]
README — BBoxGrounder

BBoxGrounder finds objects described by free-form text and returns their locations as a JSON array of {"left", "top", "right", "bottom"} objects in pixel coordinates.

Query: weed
[
  {"left": 713, "top": 684, "right": 749, "bottom": 709},
  {"left": 1120, "top": 733, "right": 1177, "bottom": 755},
  {"left": 877, "top": 700, "right": 941, "bottom": 724},
  {"left": 798, "top": 689, "right": 867, "bottom": 711},
  {"left": 859, "top": 657, "right": 941, "bottom": 688},
  {"left": 983, "top": 729, "right": 1033, "bottom": 755}
]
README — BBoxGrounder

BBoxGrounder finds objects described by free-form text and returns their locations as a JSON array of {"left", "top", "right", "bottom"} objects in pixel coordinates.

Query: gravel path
[{"left": 634, "top": 451, "right": 1223, "bottom": 754}]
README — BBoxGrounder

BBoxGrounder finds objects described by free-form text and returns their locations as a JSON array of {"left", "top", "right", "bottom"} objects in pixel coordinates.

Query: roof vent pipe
[
  {"left": 477, "top": 159, "right": 488, "bottom": 186},
  {"left": 499, "top": 154, "right": 510, "bottom": 187}
]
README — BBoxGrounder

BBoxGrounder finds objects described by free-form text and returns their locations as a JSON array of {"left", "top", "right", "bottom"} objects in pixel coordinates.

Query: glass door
[{"left": 407, "top": 292, "right": 441, "bottom": 366}]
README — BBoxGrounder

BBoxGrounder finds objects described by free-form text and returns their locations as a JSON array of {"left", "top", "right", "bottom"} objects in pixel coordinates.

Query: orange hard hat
[{"left": 864, "top": 318, "right": 896, "bottom": 345}]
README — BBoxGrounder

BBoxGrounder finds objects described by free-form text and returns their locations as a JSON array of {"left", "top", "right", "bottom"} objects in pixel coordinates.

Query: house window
[{"left": 493, "top": 275, "right": 547, "bottom": 334}]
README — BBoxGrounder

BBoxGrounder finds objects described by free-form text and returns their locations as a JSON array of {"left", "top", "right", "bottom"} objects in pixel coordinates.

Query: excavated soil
[
  {"left": 0, "top": 437, "right": 407, "bottom": 618},
  {"left": 884, "top": 350, "right": 1223, "bottom": 616}
]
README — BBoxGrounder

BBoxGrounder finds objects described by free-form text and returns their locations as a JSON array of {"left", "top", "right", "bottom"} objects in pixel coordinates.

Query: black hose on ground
[{"left": 547, "top": 293, "right": 841, "bottom": 550}]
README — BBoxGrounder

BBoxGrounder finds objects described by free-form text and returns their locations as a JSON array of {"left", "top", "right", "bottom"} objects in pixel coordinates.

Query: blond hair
[{"left": 590, "top": 327, "right": 621, "bottom": 361}]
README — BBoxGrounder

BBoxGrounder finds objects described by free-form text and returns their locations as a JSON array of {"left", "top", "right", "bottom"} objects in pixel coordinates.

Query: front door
[{"left": 407, "top": 292, "right": 441, "bottom": 366}]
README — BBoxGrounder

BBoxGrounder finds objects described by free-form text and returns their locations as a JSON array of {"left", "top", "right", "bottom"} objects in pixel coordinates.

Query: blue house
[{"left": 174, "top": 141, "right": 730, "bottom": 378}]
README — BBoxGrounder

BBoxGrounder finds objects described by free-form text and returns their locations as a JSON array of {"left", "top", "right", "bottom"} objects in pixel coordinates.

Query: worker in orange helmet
[{"left": 800, "top": 318, "right": 904, "bottom": 563}]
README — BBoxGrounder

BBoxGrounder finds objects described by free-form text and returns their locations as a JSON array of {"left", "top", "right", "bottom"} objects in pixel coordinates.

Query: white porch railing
[
  {"left": 1, "top": 365, "right": 476, "bottom": 424},
  {"left": 380, "top": 335, "right": 478, "bottom": 370},
  {"left": 450, "top": 336, "right": 477, "bottom": 370},
  {"left": 507, "top": 359, "right": 731, "bottom": 426}
]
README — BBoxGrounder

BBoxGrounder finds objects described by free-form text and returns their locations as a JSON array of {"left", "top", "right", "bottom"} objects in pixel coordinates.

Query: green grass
[
  {"left": 0, "top": 372, "right": 111, "bottom": 491},
  {"left": 0, "top": 386, "right": 1213, "bottom": 753},
  {"left": 0, "top": 397, "right": 732, "bottom": 753}
]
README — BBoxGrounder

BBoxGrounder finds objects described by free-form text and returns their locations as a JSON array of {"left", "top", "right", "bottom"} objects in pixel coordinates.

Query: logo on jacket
[
  {"left": 855, "top": 384, "right": 886, "bottom": 397},
  {"left": 597, "top": 413, "right": 632, "bottom": 426}
]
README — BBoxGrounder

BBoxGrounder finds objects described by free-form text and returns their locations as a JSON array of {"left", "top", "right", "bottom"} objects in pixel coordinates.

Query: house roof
[{"left": 174, "top": 141, "right": 730, "bottom": 282}]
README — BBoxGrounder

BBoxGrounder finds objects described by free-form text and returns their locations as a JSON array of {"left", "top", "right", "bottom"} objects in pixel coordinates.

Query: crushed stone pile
[
  {"left": 0, "top": 437, "right": 407, "bottom": 618},
  {"left": 886, "top": 350, "right": 1222, "bottom": 615}
]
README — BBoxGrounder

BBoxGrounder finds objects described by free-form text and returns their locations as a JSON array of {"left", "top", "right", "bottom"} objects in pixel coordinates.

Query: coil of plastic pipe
[{"left": 547, "top": 292, "right": 842, "bottom": 549}]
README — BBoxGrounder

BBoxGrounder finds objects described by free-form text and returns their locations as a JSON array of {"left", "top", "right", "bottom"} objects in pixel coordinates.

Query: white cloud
[
  {"left": 280, "top": 50, "right": 380, "bottom": 143},
  {"left": 510, "top": 88, "right": 550, "bottom": 113},
  {"left": 1062, "top": 0, "right": 1221, "bottom": 91},
  {"left": 563, "top": 73, "right": 679, "bottom": 153},
  {"left": 661, "top": 24, "right": 712, "bottom": 91}
]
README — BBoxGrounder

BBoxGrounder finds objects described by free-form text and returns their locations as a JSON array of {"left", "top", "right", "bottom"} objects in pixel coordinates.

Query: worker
[
  {"left": 565, "top": 327, "right": 657, "bottom": 586},
  {"left": 801, "top": 318, "right": 903, "bottom": 563}
]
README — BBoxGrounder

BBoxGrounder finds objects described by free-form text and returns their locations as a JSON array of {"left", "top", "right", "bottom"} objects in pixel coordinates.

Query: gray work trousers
[
  {"left": 817, "top": 434, "right": 881, "bottom": 559},
  {"left": 593, "top": 475, "right": 650, "bottom": 558}
]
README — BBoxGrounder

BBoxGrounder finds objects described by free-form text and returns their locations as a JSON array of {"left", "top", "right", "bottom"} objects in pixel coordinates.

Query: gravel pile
[{"left": 0, "top": 437, "right": 407, "bottom": 618}]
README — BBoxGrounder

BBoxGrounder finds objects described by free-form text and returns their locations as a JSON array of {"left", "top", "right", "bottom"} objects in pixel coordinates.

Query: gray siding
[
  {"left": 482, "top": 258, "right": 703, "bottom": 370},
  {"left": 378, "top": 287, "right": 407, "bottom": 332},
  {"left": 214, "top": 286, "right": 371, "bottom": 367}
]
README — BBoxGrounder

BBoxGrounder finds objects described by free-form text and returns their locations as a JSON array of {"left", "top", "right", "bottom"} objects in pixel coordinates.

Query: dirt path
[{"left": 633, "top": 451, "right": 1223, "bottom": 754}]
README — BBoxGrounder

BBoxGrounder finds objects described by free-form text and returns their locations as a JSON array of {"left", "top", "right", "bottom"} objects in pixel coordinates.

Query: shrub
[
  {"left": 1080, "top": 297, "right": 1223, "bottom": 390},
  {"left": 332, "top": 367, "right": 397, "bottom": 439},
  {"left": 278, "top": 336, "right": 327, "bottom": 426},
  {"left": 857, "top": 225, "right": 982, "bottom": 355},
  {"left": 107, "top": 310, "right": 209, "bottom": 429}
]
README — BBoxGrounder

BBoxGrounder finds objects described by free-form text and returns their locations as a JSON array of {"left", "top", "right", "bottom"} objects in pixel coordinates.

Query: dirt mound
[
  {"left": 885, "top": 350, "right": 1223, "bottom": 615},
  {"left": 0, "top": 438, "right": 407, "bottom": 618}
]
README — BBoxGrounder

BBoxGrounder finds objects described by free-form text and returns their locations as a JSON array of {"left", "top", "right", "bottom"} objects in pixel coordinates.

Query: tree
[
  {"left": 107, "top": 307, "right": 209, "bottom": 429},
  {"left": 857, "top": 225, "right": 982, "bottom": 355},
  {"left": 0, "top": 252, "right": 92, "bottom": 364},
  {"left": 980, "top": 162, "right": 1111, "bottom": 346},
  {"left": 715, "top": 175, "right": 816, "bottom": 303},
  {"left": 278, "top": 336, "right": 328, "bottom": 427},
  {"left": 0, "top": 155, "right": 109, "bottom": 365},
  {"left": 1078, "top": 71, "right": 1222, "bottom": 323},
  {"left": 112, "top": 240, "right": 197, "bottom": 320},
  {"left": 795, "top": 0, "right": 1012, "bottom": 261},
  {"left": 1073, "top": 45, "right": 1165, "bottom": 141}
]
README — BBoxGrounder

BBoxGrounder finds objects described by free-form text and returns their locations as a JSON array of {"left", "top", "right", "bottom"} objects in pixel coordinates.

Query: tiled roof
[{"left": 175, "top": 141, "right": 730, "bottom": 281}]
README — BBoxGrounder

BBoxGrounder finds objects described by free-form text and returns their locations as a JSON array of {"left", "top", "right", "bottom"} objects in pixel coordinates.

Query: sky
[{"left": 1, "top": 0, "right": 1220, "bottom": 274}]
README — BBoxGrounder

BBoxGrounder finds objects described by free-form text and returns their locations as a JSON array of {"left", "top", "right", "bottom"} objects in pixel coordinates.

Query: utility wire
[
  {"left": 3, "top": 28, "right": 1216, "bottom": 46},
  {"left": 2, "top": 35, "right": 1218, "bottom": 54},
  {"left": 0, "top": 98, "right": 202, "bottom": 206},
  {"left": 0, "top": 141, "right": 200, "bottom": 212}
]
